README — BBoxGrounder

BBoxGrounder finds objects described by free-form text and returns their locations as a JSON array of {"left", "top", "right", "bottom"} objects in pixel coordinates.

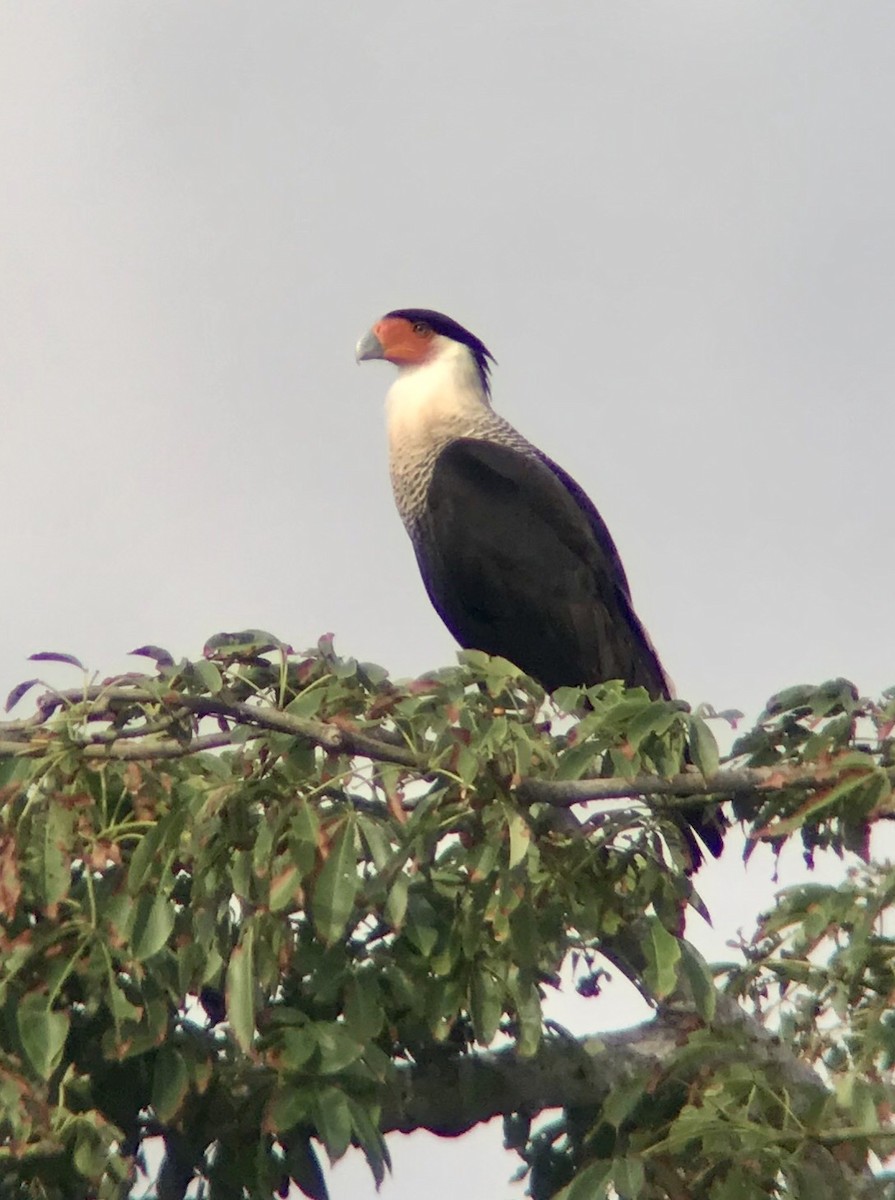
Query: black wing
[
  {"left": 415, "top": 438, "right": 670, "bottom": 696},
  {"left": 416, "top": 437, "right": 724, "bottom": 864}
]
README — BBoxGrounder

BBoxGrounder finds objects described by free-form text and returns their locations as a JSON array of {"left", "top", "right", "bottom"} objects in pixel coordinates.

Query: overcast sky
[{"left": 3, "top": 4, "right": 895, "bottom": 1197}]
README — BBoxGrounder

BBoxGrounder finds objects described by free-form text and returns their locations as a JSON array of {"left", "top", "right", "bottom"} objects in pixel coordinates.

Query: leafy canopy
[{"left": 0, "top": 632, "right": 894, "bottom": 1199}]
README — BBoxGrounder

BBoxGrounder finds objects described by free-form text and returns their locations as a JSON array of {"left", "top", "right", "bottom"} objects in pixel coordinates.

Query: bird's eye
[{"left": 412, "top": 321, "right": 431, "bottom": 335}]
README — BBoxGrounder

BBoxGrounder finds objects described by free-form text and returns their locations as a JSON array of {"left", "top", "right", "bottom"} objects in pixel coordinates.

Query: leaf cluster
[{"left": 0, "top": 637, "right": 892, "bottom": 1199}]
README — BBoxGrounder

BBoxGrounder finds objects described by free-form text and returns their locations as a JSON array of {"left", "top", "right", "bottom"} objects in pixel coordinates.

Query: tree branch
[
  {"left": 381, "top": 1020, "right": 678, "bottom": 1137},
  {"left": 2, "top": 686, "right": 888, "bottom": 814},
  {"left": 173, "top": 694, "right": 420, "bottom": 768},
  {"left": 380, "top": 995, "right": 825, "bottom": 1137},
  {"left": 380, "top": 998, "right": 888, "bottom": 1199},
  {"left": 0, "top": 685, "right": 420, "bottom": 769},
  {"left": 517, "top": 762, "right": 894, "bottom": 807}
]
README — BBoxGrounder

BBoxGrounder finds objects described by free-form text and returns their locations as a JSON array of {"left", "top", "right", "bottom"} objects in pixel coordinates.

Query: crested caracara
[{"left": 356, "top": 307, "right": 721, "bottom": 863}]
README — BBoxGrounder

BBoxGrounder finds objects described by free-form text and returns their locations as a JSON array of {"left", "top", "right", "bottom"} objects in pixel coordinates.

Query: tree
[{"left": 0, "top": 632, "right": 893, "bottom": 1199}]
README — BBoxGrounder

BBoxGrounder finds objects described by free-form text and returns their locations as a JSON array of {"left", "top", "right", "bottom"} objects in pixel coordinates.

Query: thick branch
[
  {"left": 381, "top": 996, "right": 824, "bottom": 1137},
  {"left": 381, "top": 1020, "right": 678, "bottom": 1137},
  {"left": 380, "top": 998, "right": 887, "bottom": 1199}
]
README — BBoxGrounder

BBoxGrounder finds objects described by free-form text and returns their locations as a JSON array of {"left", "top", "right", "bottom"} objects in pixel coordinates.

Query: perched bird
[
  {"left": 356, "top": 307, "right": 722, "bottom": 861},
  {"left": 355, "top": 308, "right": 673, "bottom": 694}
]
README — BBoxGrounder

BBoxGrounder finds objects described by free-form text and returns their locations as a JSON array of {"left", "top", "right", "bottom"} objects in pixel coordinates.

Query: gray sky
[{"left": 3, "top": 4, "right": 895, "bottom": 1196}]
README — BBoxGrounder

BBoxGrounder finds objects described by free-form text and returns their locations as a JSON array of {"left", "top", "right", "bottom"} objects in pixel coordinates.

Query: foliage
[{"left": 0, "top": 633, "right": 893, "bottom": 1198}]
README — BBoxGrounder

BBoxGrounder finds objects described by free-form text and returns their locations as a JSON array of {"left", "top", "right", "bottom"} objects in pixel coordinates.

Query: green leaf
[
  {"left": 72, "top": 1126, "right": 107, "bottom": 1180},
  {"left": 107, "top": 979, "right": 143, "bottom": 1025},
  {"left": 356, "top": 813, "right": 391, "bottom": 869},
  {"left": 205, "top": 628, "right": 283, "bottom": 656},
  {"left": 285, "top": 1134, "right": 329, "bottom": 1200},
  {"left": 709, "top": 1170, "right": 772, "bottom": 1200},
  {"left": 344, "top": 975, "right": 384, "bottom": 1041},
  {"left": 267, "top": 1084, "right": 311, "bottom": 1133},
  {"left": 626, "top": 700, "right": 678, "bottom": 749},
  {"left": 269, "top": 861, "right": 303, "bottom": 912},
  {"left": 346, "top": 1096, "right": 390, "bottom": 1188},
  {"left": 290, "top": 800, "right": 321, "bottom": 875},
  {"left": 678, "top": 939, "right": 717, "bottom": 1021},
  {"left": 482, "top": 655, "right": 524, "bottom": 692},
  {"left": 230, "top": 849, "right": 252, "bottom": 899},
  {"left": 457, "top": 648, "right": 492, "bottom": 671},
  {"left": 31, "top": 805, "right": 71, "bottom": 908},
  {"left": 193, "top": 659, "right": 223, "bottom": 694},
  {"left": 312, "top": 819, "right": 358, "bottom": 945},
  {"left": 643, "top": 917, "right": 681, "bottom": 999},
  {"left": 128, "top": 809, "right": 183, "bottom": 893},
  {"left": 556, "top": 741, "right": 601, "bottom": 781},
  {"left": 688, "top": 715, "right": 720, "bottom": 779},
  {"left": 151, "top": 1046, "right": 189, "bottom": 1121},
  {"left": 761, "top": 683, "right": 816, "bottom": 717},
  {"left": 332, "top": 654, "right": 359, "bottom": 680},
  {"left": 761, "top": 769, "right": 879, "bottom": 836},
  {"left": 551, "top": 685, "right": 586, "bottom": 713},
  {"left": 507, "top": 811, "right": 532, "bottom": 868},
  {"left": 253, "top": 816, "right": 273, "bottom": 872},
  {"left": 287, "top": 687, "right": 326, "bottom": 719},
  {"left": 466, "top": 839, "right": 498, "bottom": 882},
  {"left": 130, "top": 891, "right": 175, "bottom": 960},
  {"left": 602, "top": 1071, "right": 651, "bottom": 1129},
  {"left": 226, "top": 924, "right": 256, "bottom": 1053},
  {"left": 17, "top": 994, "right": 69, "bottom": 1080},
  {"left": 839, "top": 1073, "right": 878, "bottom": 1130},
  {"left": 511, "top": 978, "right": 542, "bottom": 1057},
  {"left": 278, "top": 1027, "right": 318, "bottom": 1071},
  {"left": 456, "top": 744, "right": 479, "bottom": 786},
  {"left": 509, "top": 902, "right": 539, "bottom": 968},
  {"left": 315, "top": 1024, "right": 365, "bottom": 1074},
  {"left": 613, "top": 1156, "right": 645, "bottom": 1197},
  {"left": 559, "top": 1160, "right": 613, "bottom": 1199},
  {"left": 102, "top": 890, "right": 134, "bottom": 945},
  {"left": 404, "top": 894, "right": 439, "bottom": 956},
  {"left": 470, "top": 967, "right": 502, "bottom": 1045},
  {"left": 314, "top": 1086, "right": 353, "bottom": 1161},
  {"left": 384, "top": 872, "right": 409, "bottom": 931}
]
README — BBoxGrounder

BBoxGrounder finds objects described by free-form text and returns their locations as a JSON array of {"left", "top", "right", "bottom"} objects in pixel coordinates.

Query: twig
[
  {"left": 0, "top": 686, "right": 421, "bottom": 769},
  {"left": 80, "top": 731, "right": 259, "bottom": 759},
  {"left": 517, "top": 762, "right": 894, "bottom": 808},
  {"left": 171, "top": 695, "right": 420, "bottom": 768}
]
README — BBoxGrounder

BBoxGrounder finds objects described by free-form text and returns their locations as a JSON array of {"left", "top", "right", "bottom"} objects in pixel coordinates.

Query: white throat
[
  {"left": 385, "top": 339, "right": 491, "bottom": 457},
  {"left": 381, "top": 337, "right": 534, "bottom": 532}
]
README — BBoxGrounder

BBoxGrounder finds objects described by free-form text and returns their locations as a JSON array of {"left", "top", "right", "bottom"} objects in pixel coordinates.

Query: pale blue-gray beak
[{"left": 355, "top": 329, "right": 385, "bottom": 363}]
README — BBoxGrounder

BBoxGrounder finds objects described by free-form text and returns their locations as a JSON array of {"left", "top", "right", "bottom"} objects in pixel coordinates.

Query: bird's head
[{"left": 355, "top": 308, "right": 495, "bottom": 396}]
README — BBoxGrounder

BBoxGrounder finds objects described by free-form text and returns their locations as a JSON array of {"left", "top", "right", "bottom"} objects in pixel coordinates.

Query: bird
[{"left": 356, "top": 307, "right": 722, "bottom": 862}]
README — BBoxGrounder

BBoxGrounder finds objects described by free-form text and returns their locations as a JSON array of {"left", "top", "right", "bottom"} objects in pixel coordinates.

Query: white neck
[
  {"left": 387, "top": 339, "right": 489, "bottom": 425},
  {"left": 382, "top": 337, "right": 534, "bottom": 530},
  {"left": 385, "top": 339, "right": 503, "bottom": 529},
  {"left": 385, "top": 339, "right": 492, "bottom": 459}
]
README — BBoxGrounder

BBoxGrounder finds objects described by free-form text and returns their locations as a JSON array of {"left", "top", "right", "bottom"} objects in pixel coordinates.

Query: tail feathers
[{"left": 676, "top": 806, "right": 726, "bottom": 872}]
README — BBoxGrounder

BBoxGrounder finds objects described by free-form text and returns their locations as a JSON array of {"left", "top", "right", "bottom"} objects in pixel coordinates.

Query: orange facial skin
[{"left": 372, "top": 316, "right": 436, "bottom": 366}]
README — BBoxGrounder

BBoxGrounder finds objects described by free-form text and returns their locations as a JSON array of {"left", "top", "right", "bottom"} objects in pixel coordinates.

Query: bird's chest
[{"left": 386, "top": 389, "right": 480, "bottom": 531}]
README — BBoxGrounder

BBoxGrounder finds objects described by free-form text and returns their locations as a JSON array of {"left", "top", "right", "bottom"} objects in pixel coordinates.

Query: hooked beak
[{"left": 355, "top": 328, "right": 385, "bottom": 363}]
